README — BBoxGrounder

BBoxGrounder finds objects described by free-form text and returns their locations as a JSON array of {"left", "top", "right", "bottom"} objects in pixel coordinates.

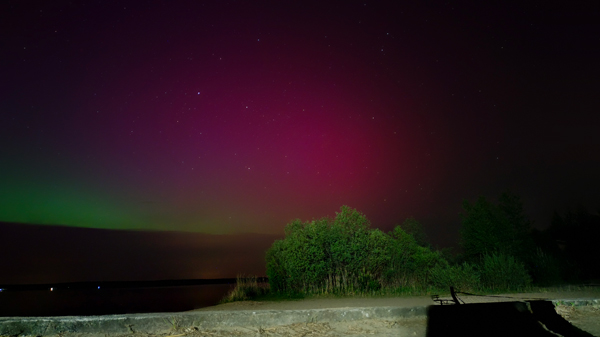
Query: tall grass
[
  {"left": 429, "top": 262, "right": 480, "bottom": 293},
  {"left": 220, "top": 275, "right": 270, "bottom": 303},
  {"left": 479, "top": 252, "right": 531, "bottom": 291}
]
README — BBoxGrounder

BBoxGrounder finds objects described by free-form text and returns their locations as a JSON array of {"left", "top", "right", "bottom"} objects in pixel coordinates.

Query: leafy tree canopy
[
  {"left": 460, "top": 191, "right": 534, "bottom": 263},
  {"left": 402, "top": 217, "right": 431, "bottom": 249}
]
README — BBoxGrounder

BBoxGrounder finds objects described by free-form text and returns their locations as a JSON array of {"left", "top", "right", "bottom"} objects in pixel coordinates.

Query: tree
[
  {"left": 402, "top": 217, "right": 431, "bottom": 249},
  {"left": 460, "top": 191, "right": 533, "bottom": 263},
  {"left": 497, "top": 192, "right": 535, "bottom": 259},
  {"left": 266, "top": 206, "right": 376, "bottom": 293},
  {"left": 265, "top": 205, "right": 449, "bottom": 293},
  {"left": 546, "top": 206, "right": 600, "bottom": 280}
]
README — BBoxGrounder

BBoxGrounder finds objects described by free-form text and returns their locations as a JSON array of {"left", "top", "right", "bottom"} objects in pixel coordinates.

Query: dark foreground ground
[
  {"left": 191, "top": 290, "right": 600, "bottom": 337},
  {"left": 1, "top": 289, "right": 599, "bottom": 336}
]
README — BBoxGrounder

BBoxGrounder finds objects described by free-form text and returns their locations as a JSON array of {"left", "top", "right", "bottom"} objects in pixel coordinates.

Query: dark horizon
[
  {"left": 4, "top": 200, "right": 599, "bottom": 285},
  {"left": 0, "top": 221, "right": 279, "bottom": 285},
  {"left": 0, "top": 277, "right": 245, "bottom": 290}
]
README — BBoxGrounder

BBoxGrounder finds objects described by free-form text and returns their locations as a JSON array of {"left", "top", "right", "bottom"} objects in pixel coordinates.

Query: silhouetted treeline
[
  {"left": 533, "top": 206, "right": 600, "bottom": 282},
  {"left": 263, "top": 195, "right": 600, "bottom": 297}
]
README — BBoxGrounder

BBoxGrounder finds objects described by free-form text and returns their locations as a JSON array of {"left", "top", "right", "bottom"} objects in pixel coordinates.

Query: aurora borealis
[
  {"left": 1, "top": 1, "right": 599, "bottom": 282},
  {"left": 2, "top": 1, "right": 446, "bottom": 234}
]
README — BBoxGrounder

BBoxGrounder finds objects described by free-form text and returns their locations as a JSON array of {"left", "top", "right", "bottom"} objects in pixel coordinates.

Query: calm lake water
[{"left": 0, "top": 284, "right": 234, "bottom": 317}]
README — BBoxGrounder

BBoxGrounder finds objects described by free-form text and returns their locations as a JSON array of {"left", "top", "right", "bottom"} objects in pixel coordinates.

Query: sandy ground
[
  {"left": 555, "top": 304, "right": 600, "bottom": 336},
  {"left": 157, "top": 317, "right": 429, "bottom": 337}
]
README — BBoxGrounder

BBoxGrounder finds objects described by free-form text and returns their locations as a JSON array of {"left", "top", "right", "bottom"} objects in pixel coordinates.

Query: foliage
[
  {"left": 402, "top": 217, "right": 431, "bottom": 249},
  {"left": 266, "top": 206, "right": 453, "bottom": 295},
  {"left": 461, "top": 192, "right": 546, "bottom": 283},
  {"left": 257, "top": 197, "right": 590, "bottom": 302},
  {"left": 460, "top": 192, "right": 534, "bottom": 263},
  {"left": 265, "top": 239, "right": 287, "bottom": 293},
  {"left": 429, "top": 261, "right": 480, "bottom": 292},
  {"left": 439, "top": 247, "right": 460, "bottom": 265},
  {"left": 527, "top": 248, "right": 564, "bottom": 286},
  {"left": 478, "top": 252, "right": 532, "bottom": 290},
  {"left": 546, "top": 207, "right": 600, "bottom": 280},
  {"left": 220, "top": 275, "right": 270, "bottom": 303}
]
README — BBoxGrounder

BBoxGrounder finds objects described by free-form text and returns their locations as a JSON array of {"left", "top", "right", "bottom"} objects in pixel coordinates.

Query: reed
[{"left": 220, "top": 274, "right": 270, "bottom": 303}]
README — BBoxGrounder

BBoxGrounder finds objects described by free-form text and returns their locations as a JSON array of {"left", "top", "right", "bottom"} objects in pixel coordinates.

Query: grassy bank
[
  {"left": 219, "top": 275, "right": 270, "bottom": 303},
  {"left": 221, "top": 276, "right": 600, "bottom": 303}
]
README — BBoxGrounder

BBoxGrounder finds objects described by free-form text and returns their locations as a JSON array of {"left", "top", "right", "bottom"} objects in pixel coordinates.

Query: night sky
[{"left": 1, "top": 1, "right": 599, "bottom": 283}]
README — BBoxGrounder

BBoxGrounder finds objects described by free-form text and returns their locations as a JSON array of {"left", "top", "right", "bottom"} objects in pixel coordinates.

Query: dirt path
[
  {"left": 195, "top": 289, "right": 600, "bottom": 312},
  {"left": 194, "top": 296, "right": 433, "bottom": 312}
]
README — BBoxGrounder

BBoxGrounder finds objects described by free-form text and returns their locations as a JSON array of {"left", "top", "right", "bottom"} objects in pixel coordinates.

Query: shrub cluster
[
  {"left": 266, "top": 206, "right": 478, "bottom": 294},
  {"left": 220, "top": 191, "right": 595, "bottom": 303},
  {"left": 478, "top": 253, "right": 532, "bottom": 290},
  {"left": 265, "top": 205, "right": 541, "bottom": 297}
]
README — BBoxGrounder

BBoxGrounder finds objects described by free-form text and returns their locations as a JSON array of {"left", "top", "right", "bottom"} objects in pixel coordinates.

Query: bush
[
  {"left": 478, "top": 253, "right": 532, "bottom": 290},
  {"left": 264, "top": 204, "right": 548, "bottom": 298},
  {"left": 460, "top": 192, "right": 535, "bottom": 264},
  {"left": 220, "top": 275, "right": 269, "bottom": 303},
  {"left": 430, "top": 262, "right": 480, "bottom": 293},
  {"left": 265, "top": 239, "right": 287, "bottom": 292},
  {"left": 528, "top": 248, "right": 564, "bottom": 286},
  {"left": 266, "top": 206, "right": 452, "bottom": 295}
]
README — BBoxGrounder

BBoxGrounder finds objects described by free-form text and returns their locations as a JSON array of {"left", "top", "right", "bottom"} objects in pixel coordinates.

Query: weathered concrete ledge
[
  {"left": 0, "top": 305, "right": 427, "bottom": 336},
  {"left": 551, "top": 298, "right": 600, "bottom": 307}
]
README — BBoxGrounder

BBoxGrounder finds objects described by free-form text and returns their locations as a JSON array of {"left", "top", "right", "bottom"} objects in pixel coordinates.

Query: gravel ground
[
  {"left": 555, "top": 304, "right": 600, "bottom": 336},
  {"left": 130, "top": 304, "right": 599, "bottom": 337}
]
